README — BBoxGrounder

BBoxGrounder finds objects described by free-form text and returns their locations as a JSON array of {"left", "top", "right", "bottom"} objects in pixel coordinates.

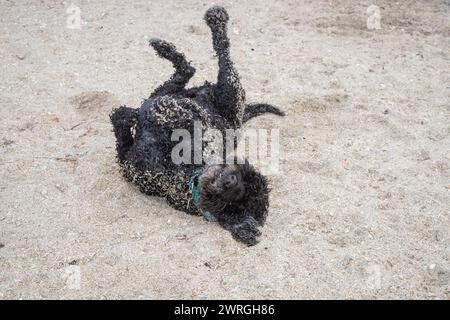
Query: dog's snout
[{"left": 224, "top": 174, "right": 237, "bottom": 188}]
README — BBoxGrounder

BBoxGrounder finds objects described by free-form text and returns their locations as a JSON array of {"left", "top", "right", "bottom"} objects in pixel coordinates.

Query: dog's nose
[{"left": 224, "top": 174, "right": 237, "bottom": 188}]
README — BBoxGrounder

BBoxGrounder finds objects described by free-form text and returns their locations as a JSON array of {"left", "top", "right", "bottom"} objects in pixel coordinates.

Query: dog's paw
[
  {"left": 204, "top": 6, "right": 229, "bottom": 29},
  {"left": 231, "top": 217, "right": 261, "bottom": 246},
  {"left": 232, "top": 229, "right": 260, "bottom": 246},
  {"left": 110, "top": 106, "right": 137, "bottom": 127},
  {"left": 149, "top": 38, "right": 177, "bottom": 58}
]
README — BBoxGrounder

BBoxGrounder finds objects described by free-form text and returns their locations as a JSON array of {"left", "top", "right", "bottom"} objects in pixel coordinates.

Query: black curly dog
[{"left": 110, "top": 6, "right": 284, "bottom": 246}]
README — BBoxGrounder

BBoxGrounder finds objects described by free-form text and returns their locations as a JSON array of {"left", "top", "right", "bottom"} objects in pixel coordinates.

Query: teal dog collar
[{"left": 188, "top": 170, "right": 217, "bottom": 222}]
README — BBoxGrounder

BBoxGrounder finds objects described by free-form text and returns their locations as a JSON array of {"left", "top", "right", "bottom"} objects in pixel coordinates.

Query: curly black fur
[{"left": 110, "top": 6, "right": 283, "bottom": 245}]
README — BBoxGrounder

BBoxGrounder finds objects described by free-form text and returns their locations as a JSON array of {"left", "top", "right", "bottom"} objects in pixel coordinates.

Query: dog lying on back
[{"left": 110, "top": 6, "right": 284, "bottom": 245}]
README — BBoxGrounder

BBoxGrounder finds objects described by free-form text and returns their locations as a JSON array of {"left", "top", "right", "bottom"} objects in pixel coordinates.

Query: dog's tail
[
  {"left": 243, "top": 103, "right": 285, "bottom": 123},
  {"left": 110, "top": 106, "right": 138, "bottom": 164}
]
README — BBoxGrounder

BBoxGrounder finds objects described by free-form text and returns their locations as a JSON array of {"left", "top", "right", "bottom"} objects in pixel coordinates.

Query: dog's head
[{"left": 197, "top": 160, "right": 269, "bottom": 224}]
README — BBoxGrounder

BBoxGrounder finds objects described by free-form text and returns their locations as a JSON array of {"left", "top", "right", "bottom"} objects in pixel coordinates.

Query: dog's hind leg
[
  {"left": 110, "top": 106, "right": 138, "bottom": 163},
  {"left": 204, "top": 6, "right": 246, "bottom": 127},
  {"left": 149, "top": 39, "right": 195, "bottom": 98}
]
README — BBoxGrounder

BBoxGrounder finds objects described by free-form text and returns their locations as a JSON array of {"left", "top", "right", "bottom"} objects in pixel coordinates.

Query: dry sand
[{"left": 0, "top": 0, "right": 449, "bottom": 299}]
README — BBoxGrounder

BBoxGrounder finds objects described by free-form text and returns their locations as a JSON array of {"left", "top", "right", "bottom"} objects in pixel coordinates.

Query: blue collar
[
  {"left": 188, "top": 170, "right": 217, "bottom": 222},
  {"left": 188, "top": 170, "right": 202, "bottom": 203}
]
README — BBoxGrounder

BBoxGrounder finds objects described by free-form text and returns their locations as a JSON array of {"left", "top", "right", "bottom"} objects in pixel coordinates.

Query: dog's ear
[
  {"left": 231, "top": 217, "right": 261, "bottom": 246},
  {"left": 243, "top": 158, "right": 252, "bottom": 174}
]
